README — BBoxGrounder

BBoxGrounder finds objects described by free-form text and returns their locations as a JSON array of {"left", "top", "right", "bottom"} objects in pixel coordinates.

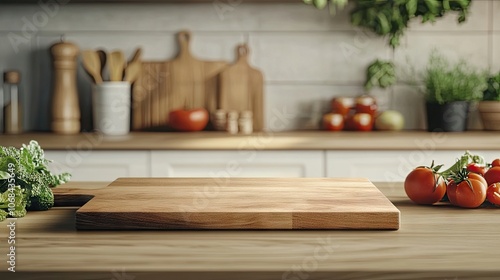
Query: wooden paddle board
[
  {"left": 53, "top": 178, "right": 400, "bottom": 230},
  {"left": 218, "top": 44, "right": 264, "bottom": 131},
  {"left": 132, "top": 31, "right": 227, "bottom": 130}
]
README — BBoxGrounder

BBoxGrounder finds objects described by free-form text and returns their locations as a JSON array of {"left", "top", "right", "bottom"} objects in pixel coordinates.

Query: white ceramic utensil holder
[{"left": 92, "top": 82, "right": 131, "bottom": 135}]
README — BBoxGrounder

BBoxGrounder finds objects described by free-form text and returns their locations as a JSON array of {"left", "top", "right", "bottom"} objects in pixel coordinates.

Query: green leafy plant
[
  {"left": 304, "top": 0, "right": 471, "bottom": 48},
  {"left": 424, "top": 52, "right": 487, "bottom": 104},
  {"left": 483, "top": 73, "right": 500, "bottom": 101},
  {"left": 0, "top": 141, "right": 71, "bottom": 221},
  {"left": 365, "top": 59, "right": 396, "bottom": 90}
]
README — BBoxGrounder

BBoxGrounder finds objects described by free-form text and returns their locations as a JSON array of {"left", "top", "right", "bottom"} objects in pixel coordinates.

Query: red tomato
[
  {"left": 322, "top": 113, "right": 344, "bottom": 131},
  {"left": 355, "top": 95, "right": 378, "bottom": 117},
  {"left": 491, "top": 159, "right": 500, "bottom": 167},
  {"left": 404, "top": 167, "right": 446, "bottom": 205},
  {"left": 347, "top": 113, "right": 373, "bottom": 131},
  {"left": 446, "top": 180, "right": 458, "bottom": 205},
  {"left": 168, "top": 108, "right": 209, "bottom": 132},
  {"left": 331, "top": 97, "right": 354, "bottom": 117},
  {"left": 468, "top": 172, "right": 487, "bottom": 188},
  {"left": 467, "top": 163, "right": 488, "bottom": 176},
  {"left": 454, "top": 179, "right": 487, "bottom": 208},
  {"left": 487, "top": 183, "right": 500, "bottom": 206},
  {"left": 484, "top": 166, "right": 500, "bottom": 186}
]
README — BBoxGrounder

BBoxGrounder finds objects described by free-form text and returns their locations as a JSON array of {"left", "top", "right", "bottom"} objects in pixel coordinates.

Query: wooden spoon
[
  {"left": 123, "top": 61, "right": 141, "bottom": 84},
  {"left": 96, "top": 49, "right": 107, "bottom": 80},
  {"left": 108, "top": 50, "right": 126, "bottom": 82},
  {"left": 128, "top": 48, "right": 142, "bottom": 65},
  {"left": 81, "top": 50, "right": 103, "bottom": 84}
]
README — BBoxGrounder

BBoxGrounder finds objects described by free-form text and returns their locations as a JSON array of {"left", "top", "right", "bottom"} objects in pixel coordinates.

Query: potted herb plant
[
  {"left": 424, "top": 53, "right": 487, "bottom": 132},
  {"left": 478, "top": 73, "right": 500, "bottom": 130}
]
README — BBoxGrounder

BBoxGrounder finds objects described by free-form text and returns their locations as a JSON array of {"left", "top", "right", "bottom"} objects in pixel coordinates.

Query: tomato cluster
[
  {"left": 405, "top": 156, "right": 500, "bottom": 208},
  {"left": 323, "top": 96, "right": 377, "bottom": 131}
]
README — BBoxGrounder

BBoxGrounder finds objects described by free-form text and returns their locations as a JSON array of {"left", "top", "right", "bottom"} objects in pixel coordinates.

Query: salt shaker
[
  {"left": 212, "top": 109, "right": 227, "bottom": 131},
  {"left": 238, "top": 110, "right": 253, "bottom": 134},
  {"left": 3, "top": 71, "right": 22, "bottom": 134},
  {"left": 226, "top": 111, "right": 238, "bottom": 134}
]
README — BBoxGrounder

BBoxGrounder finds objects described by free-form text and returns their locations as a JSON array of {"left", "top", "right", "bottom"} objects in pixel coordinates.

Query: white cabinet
[
  {"left": 151, "top": 150, "right": 325, "bottom": 178},
  {"left": 45, "top": 151, "right": 150, "bottom": 181},
  {"left": 326, "top": 150, "right": 498, "bottom": 182}
]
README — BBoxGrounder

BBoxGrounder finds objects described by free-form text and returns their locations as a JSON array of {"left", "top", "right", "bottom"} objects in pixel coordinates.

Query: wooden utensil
[
  {"left": 52, "top": 177, "right": 400, "bottom": 230},
  {"left": 132, "top": 31, "right": 227, "bottom": 130},
  {"left": 219, "top": 44, "right": 264, "bottom": 131},
  {"left": 81, "top": 50, "right": 103, "bottom": 84},
  {"left": 96, "top": 49, "right": 107, "bottom": 80},
  {"left": 108, "top": 50, "right": 126, "bottom": 82},
  {"left": 123, "top": 61, "right": 141, "bottom": 84},
  {"left": 128, "top": 48, "right": 142, "bottom": 64}
]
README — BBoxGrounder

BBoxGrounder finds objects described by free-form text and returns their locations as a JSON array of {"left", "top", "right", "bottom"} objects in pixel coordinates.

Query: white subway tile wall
[{"left": 0, "top": 0, "right": 494, "bottom": 131}]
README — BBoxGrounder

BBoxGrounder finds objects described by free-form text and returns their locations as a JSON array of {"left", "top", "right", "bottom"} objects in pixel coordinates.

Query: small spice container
[
  {"left": 3, "top": 71, "right": 22, "bottom": 134},
  {"left": 226, "top": 111, "right": 239, "bottom": 134},
  {"left": 212, "top": 109, "right": 227, "bottom": 131},
  {"left": 238, "top": 110, "right": 253, "bottom": 134}
]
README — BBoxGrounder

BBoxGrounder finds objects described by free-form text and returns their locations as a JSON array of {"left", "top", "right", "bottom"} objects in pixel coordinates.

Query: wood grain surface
[
  {"left": 219, "top": 44, "right": 264, "bottom": 131},
  {"left": 132, "top": 31, "right": 227, "bottom": 130},
  {"left": 2, "top": 182, "right": 499, "bottom": 280},
  {"left": 52, "top": 178, "right": 400, "bottom": 230},
  {"left": 2, "top": 131, "right": 500, "bottom": 151}
]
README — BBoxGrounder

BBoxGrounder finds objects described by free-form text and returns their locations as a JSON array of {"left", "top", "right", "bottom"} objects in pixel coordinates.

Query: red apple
[
  {"left": 331, "top": 97, "right": 355, "bottom": 117},
  {"left": 168, "top": 108, "right": 209, "bottom": 132},
  {"left": 322, "top": 113, "right": 344, "bottom": 131},
  {"left": 355, "top": 95, "right": 378, "bottom": 117},
  {"left": 347, "top": 113, "right": 373, "bottom": 131}
]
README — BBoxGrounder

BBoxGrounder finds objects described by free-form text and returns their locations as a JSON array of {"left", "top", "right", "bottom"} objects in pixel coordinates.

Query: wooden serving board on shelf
[
  {"left": 53, "top": 178, "right": 400, "bottom": 230},
  {"left": 218, "top": 44, "right": 264, "bottom": 131},
  {"left": 132, "top": 31, "right": 227, "bottom": 130}
]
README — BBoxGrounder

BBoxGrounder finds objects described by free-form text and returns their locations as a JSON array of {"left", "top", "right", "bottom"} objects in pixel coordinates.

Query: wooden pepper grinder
[
  {"left": 3, "top": 71, "right": 23, "bottom": 134},
  {"left": 51, "top": 41, "right": 80, "bottom": 134}
]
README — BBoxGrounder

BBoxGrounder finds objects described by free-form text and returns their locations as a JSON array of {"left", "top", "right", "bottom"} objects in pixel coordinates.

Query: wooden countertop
[
  {"left": 1, "top": 182, "right": 499, "bottom": 279},
  {"left": 1, "top": 131, "right": 500, "bottom": 150}
]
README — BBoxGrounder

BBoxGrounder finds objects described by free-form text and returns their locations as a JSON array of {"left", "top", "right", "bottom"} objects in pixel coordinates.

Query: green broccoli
[
  {"left": 0, "top": 140, "right": 70, "bottom": 219},
  {"left": 0, "top": 185, "right": 28, "bottom": 222},
  {"left": 27, "top": 185, "right": 54, "bottom": 211}
]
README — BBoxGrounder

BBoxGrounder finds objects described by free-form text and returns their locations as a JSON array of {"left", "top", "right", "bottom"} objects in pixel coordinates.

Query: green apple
[{"left": 375, "top": 110, "right": 405, "bottom": 131}]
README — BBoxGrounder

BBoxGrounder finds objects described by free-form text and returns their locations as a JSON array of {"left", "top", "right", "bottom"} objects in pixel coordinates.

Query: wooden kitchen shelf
[
  {"left": 1, "top": 0, "right": 300, "bottom": 3},
  {"left": 1, "top": 131, "right": 499, "bottom": 150}
]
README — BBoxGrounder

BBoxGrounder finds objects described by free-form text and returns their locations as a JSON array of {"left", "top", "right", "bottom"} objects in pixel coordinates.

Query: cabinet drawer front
[
  {"left": 45, "top": 151, "right": 150, "bottom": 181},
  {"left": 151, "top": 150, "right": 324, "bottom": 178},
  {"left": 326, "top": 150, "right": 498, "bottom": 182}
]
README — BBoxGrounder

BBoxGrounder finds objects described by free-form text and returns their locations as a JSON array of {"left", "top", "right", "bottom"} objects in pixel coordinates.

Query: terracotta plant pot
[{"left": 478, "top": 101, "right": 500, "bottom": 131}]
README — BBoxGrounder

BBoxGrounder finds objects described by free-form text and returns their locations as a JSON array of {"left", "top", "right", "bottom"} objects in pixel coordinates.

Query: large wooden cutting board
[
  {"left": 219, "top": 44, "right": 264, "bottom": 131},
  {"left": 53, "top": 178, "right": 400, "bottom": 230},
  {"left": 132, "top": 31, "right": 227, "bottom": 130}
]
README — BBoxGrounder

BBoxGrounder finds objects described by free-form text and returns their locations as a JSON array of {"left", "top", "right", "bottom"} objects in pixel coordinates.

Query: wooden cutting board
[
  {"left": 219, "top": 44, "right": 264, "bottom": 131},
  {"left": 52, "top": 178, "right": 400, "bottom": 230},
  {"left": 132, "top": 31, "right": 227, "bottom": 130}
]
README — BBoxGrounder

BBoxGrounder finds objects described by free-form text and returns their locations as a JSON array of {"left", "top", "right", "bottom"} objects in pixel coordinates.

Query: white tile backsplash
[
  {"left": 251, "top": 32, "right": 391, "bottom": 83},
  {"left": 493, "top": 1, "right": 500, "bottom": 31},
  {"left": 491, "top": 33, "right": 500, "bottom": 72},
  {"left": 395, "top": 33, "right": 490, "bottom": 71},
  {"left": 0, "top": 1, "right": 497, "bottom": 132}
]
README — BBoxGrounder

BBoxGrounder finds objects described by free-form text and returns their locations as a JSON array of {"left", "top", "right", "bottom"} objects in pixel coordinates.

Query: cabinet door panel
[
  {"left": 151, "top": 150, "right": 324, "bottom": 178},
  {"left": 45, "top": 151, "right": 150, "bottom": 181}
]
